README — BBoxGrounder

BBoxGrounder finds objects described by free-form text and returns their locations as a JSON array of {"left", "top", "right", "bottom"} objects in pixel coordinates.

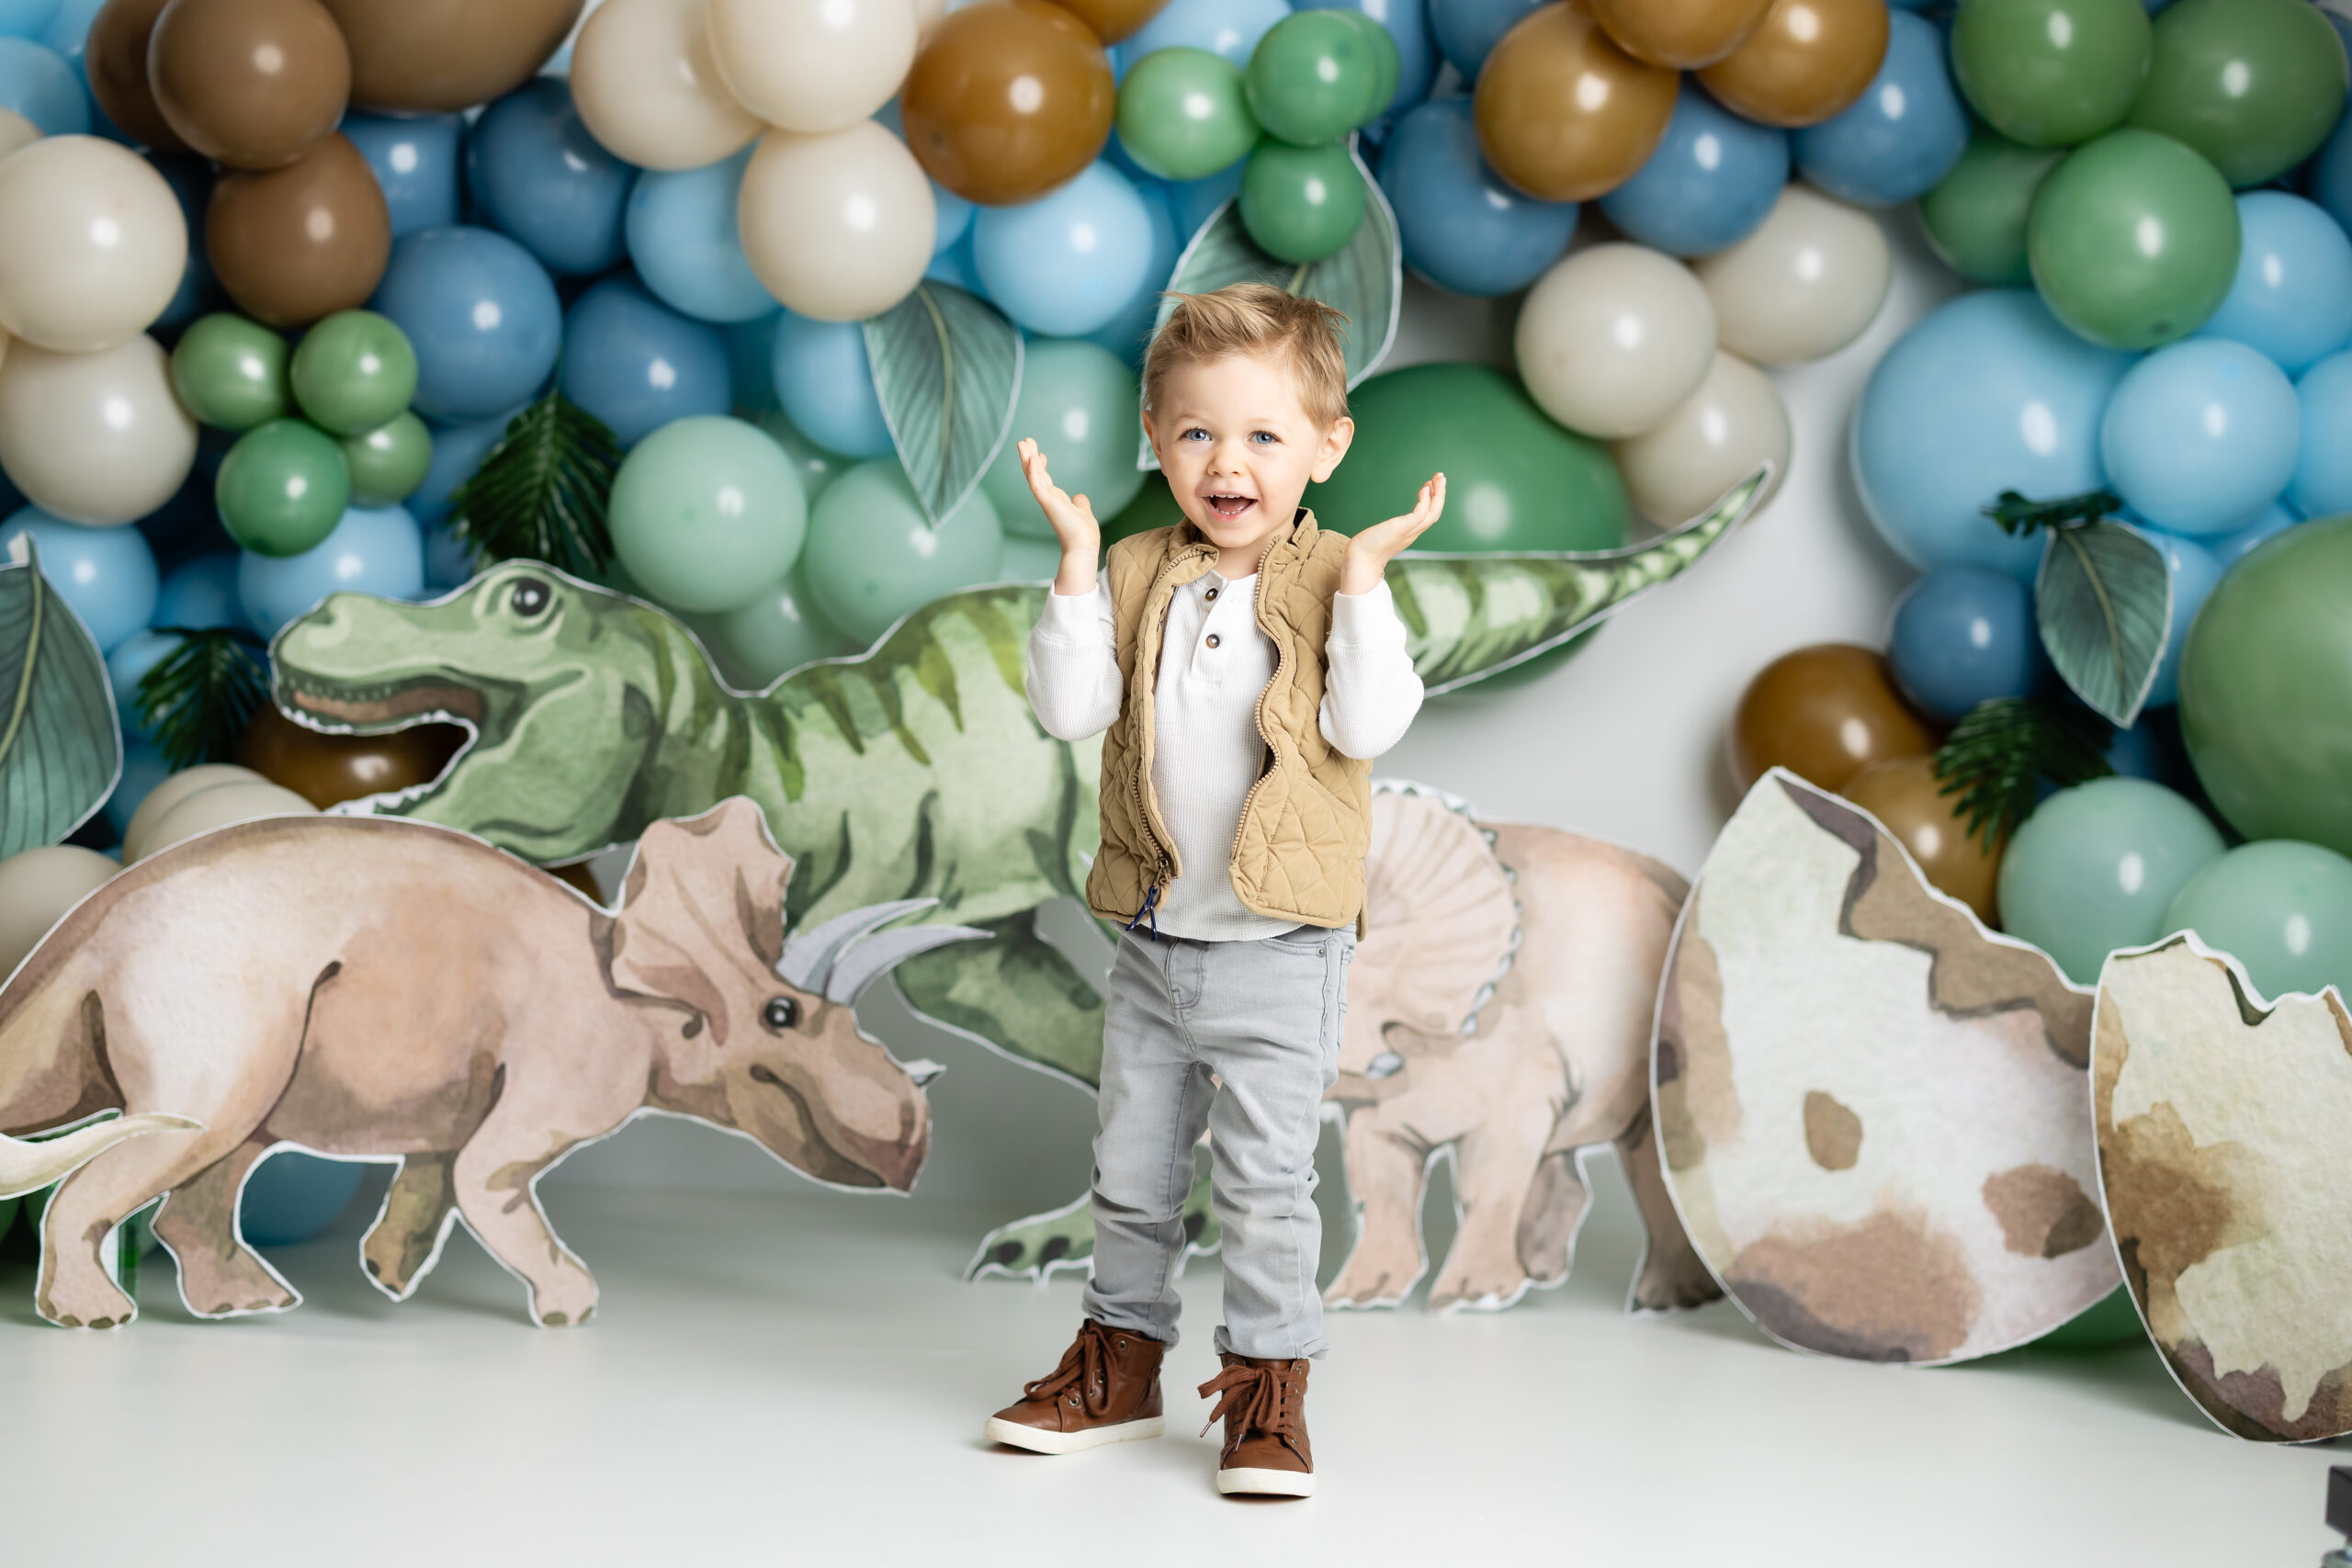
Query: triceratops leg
[
  {"left": 361, "top": 1152, "right": 459, "bottom": 1301},
  {"left": 1323, "top": 1119, "right": 1433, "bottom": 1309},
  {"left": 36, "top": 1119, "right": 248, "bottom": 1329},
  {"left": 890, "top": 911, "right": 1107, "bottom": 1090},
  {"left": 151, "top": 1134, "right": 300, "bottom": 1317},
  {"left": 966, "top": 1158, "right": 1220, "bottom": 1283},
  {"left": 1617, "top": 1102, "right": 1724, "bottom": 1314},
  {"left": 450, "top": 1123, "right": 596, "bottom": 1327}
]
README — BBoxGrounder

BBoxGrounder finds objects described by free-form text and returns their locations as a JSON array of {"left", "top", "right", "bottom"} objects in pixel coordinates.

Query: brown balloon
[
  {"left": 547, "top": 860, "right": 603, "bottom": 901},
  {"left": 149, "top": 0, "right": 351, "bottom": 170},
  {"left": 1728, "top": 643, "right": 1937, "bottom": 796},
  {"left": 1045, "top": 0, "right": 1167, "bottom": 45},
  {"left": 318, "top": 0, "right": 583, "bottom": 114},
  {"left": 1472, "top": 0, "right": 1679, "bottom": 204},
  {"left": 1840, "top": 755, "right": 2005, "bottom": 925},
  {"left": 236, "top": 703, "right": 468, "bottom": 810},
  {"left": 1695, "top": 0, "right": 1889, "bottom": 129},
  {"left": 208, "top": 131, "right": 391, "bottom": 328},
  {"left": 900, "top": 0, "right": 1114, "bottom": 206},
  {"left": 86, "top": 0, "right": 190, "bottom": 152},
  {"left": 1590, "top": 0, "right": 1773, "bottom": 68}
]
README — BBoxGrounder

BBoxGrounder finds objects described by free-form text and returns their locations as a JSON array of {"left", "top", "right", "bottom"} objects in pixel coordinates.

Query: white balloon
[
  {"left": 0, "top": 108, "right": 40, "bottom": 161},
  {"left": 708, "top": 0, "right": 917, "bottom": 133},
  {"left": 1694, "top": 184, "right": 1892, "bottom": 367},
  {"left": 0, "top": 846, "right": 118, "bottom": 976},
  {"left": 0, "top": 335, "right": 198, "bottom": 525},
  {"left": 738, "top": 121, "right": 935, "bottom": 321},
  {"left": 910, "top": 0, "right": 945, "bottom": 38},
  {"left": 134, "top": 780, "right": 317, "bottom": 863},
  {"left": 1513, "top": 243, "right": 1716, "bottom": 440},
  {"left": 0, "top": 136, "right": 187, "bottom": 354},
  {"left": 1612, "top": 351, "right": 1792, "bottom": 527},
  {"left": 119, "top": 764, "right": 266, "bottom": 863},
  {"left": 571, "top": 0, "right": 763, "bottom": 172}
]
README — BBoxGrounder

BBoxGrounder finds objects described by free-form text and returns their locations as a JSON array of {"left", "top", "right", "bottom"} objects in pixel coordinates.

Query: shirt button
[
  {"left": 1205, "top": 633, "right": 1221, "bottom": 649},
  {"left": 1204, "top": 587, "right": 1217, "bottom": 601}
]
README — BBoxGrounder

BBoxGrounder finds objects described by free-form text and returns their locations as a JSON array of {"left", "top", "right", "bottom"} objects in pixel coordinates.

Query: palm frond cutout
[
  {"left": 137, "top": 627, "right": 270, "bottom": 770},
  {"left": 447, "top": 380, "right": 622, "bottom": 576},
  {"left": 1933, "top": 694, "right": 2115, "bottom": 848}
]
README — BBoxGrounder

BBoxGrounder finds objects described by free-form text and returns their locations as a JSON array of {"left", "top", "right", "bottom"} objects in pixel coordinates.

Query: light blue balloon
[
  {"left": 0, "top": 510, "right": 156, "bottom": 650},
  {"left": 2100, "top": 339, "right": 2299, "bottom": 537},
  {"left": 2140, "top": 525, "right": 2224, "bottom": 709},
  {"left": 560, "top": 277, "right": 732, "bottom": 447},
  {"left": 1428, "top": 0, "right": 1539, "bottom": 76},
  {"left": 149, "top": 154, "right": 212, "bottom": 331},
  {"left": 106, "top": 628, "right": 177, "bottom": 741},
  {"left": 1170, "top": 160, "right": 1245, "bottom": 236},
  {"left": 465, "top": 80, "right": 636, "bottom": 276},
  {"left": 626, "top": 149, "right": 780, "bottom": 325},
  {"left": 933, "top": 181, "right": 974, "bottom": 254},
  {"left": 2290, "top": 349, "right": 2352, "bottom": 520},
  {"left": 2199, "top": 193, "right": 2352, "bottom": 376},
  {"left": 343, "top": 113, "right": 465, "bottom": 239},
  {"left": 238, "top": 1151, "right": 363, "bottom": 1247},
  {"left": 371, "top": 227, "right": 560, "bottom": 422},
  {"left": 1791, "top": 12, "right": 1965, "bottom": 209},
  {"left": 1380, "top": 97, "right": 1577, "bottom": 294},
  {"left": 1855, "top": 289, "right": 2133, "bottom": 580},
  {"left": 972, "top": 163, "right": 1157, "bottom": 337},
  {"left": 1295, "top": 0, "right": 1438, "bottom": 115},
  {"left": 2211, "top": 500, "right": 2301, "bottom": 567},
  {"left": 724, "top": 315, "right": 781, "bottom": 413},
  {"left": 154, "top": 552, "right": 243, "bottom": 629},
  {"left": 1886, "top": 564, "right": 2043, "bottom": 721},
  {"left": 923, "top": 232, "right": 984, "bottom": 294},
  {"left": 103, "top": 738, "right": 168, "bottom": 840},
  {"left": 407, "top": 410, "right": 518, "bottom": 527},
  {"left": 769, "top": 310, "right": 894, "bottom": 459},
  {"left": 0, "top": 36, "right": 81, "bottom": 133},
  {"left": 1088, "top": 177, "right": 1180, "bottom": 369},
  {"left": 0, "top": 0, "right": 60, "bottom": 39},
  {"left": 240, "top": 506, "right": 424, "bottom": 638},
  {"left": 37, "top": 0, "right": 90, "bottom": 66},
  {"left": 1598, "top": 82, "right": 1787, "bottom": 259},
  {"left": 1118, "top": 0, "right": 1291, "bottom": 73}
]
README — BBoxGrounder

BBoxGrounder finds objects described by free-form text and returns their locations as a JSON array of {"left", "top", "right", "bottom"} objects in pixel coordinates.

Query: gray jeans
[{"left": 1080, "top": 922, "right": 1354, "bottom": 1359}]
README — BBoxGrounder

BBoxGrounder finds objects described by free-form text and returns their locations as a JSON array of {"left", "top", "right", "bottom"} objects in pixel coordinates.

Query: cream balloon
[
  {"left": 1613, "top": 350, "right": 1792, "bottom": 526},
  {"left": 0, "top": 846, "right": 118, "bottom": 976},
  {"left": 133, "top": 780, "right": 318, "bottom": 863},
  {"left": 910, "top": 0, "right": 944, "bottom": 38},
  {"left": 1512, "top": 242, "right": 1716, "bottom": 440},
  {"left": 708, "top": 0, "right": 917, "bottom": 133},
  {"left": 0, "top": 137, "right": 188, "bottom": 354},
  {"left": 1693, "top": 183, "right": 1890, "bottom": 366},
  {"left": 738, "top": 121, "right": 935, "bottom": 321},
  {"left": 119, "top": 763, "right": 266, "bottom": 863},
  {"left": 0, "top": 335, "right": 198, "bottom": 524},
  {"left": 0, "top": 107, "right": 39, "bottom": 160},
  {"left": 571, "top": 0, "right": 763, "bottom": 171}
]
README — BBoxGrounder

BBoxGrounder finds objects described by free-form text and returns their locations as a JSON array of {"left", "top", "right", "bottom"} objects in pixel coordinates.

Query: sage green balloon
[
  {"left": 755, "top": 408, "right": 846, "bottom": 507},
  {"left": 288, "top": 310, "right": 421, "bottom": 436},
  {"left": 698, "top": 566, "right": 845, "bottom": 687},
  {"left": 1921, "top": 129, "right": 2065, "bottom": 286},
  {"left": 2165, "top": 840, "right": 2352, "bottom": 1000},
  {"left": 2126, "top": 0, "right": 2351, "bottom": 188},
  {"left": 1996, "top": 776, "right": 2226, "bottom": 985},
  {"left": 981, "top": 339, "right": 1145, "bottom": 539},
  {"left": 1116, "top": 47, "right": 1261, "bottom": 181},
  {"left": 216, "top": 418, "right": 350, "bottom": 557},
  {"left": 340, "top": 412, "right": 433, "bottom": 506},
  {"left": 800, "top": 459, "right": 1004, "bottom": 648},
  {"left": 1950, "top": 0, "right": 2150, "bottom": 149},
  {"left": 2026, "top": 128, "right": 2239, "bottom": 349},
  {"left": 1104, "top": 468, "right": 1184, "bottom": 550},
  {"left": 1244, "top": 9, "right": 1384, "bottom": 147},
  {"left": 1239, "top": 139, "right": 1366, "bottom": 264},
  {"left": 2035, "top": 1286, "right": 2146, "bottom": 1349},
  {"left": 170, "top": 312, "right": 289, "bottom": 432},
  {"left": 607, "top": 415, "right": 807, "bottom": 615}
]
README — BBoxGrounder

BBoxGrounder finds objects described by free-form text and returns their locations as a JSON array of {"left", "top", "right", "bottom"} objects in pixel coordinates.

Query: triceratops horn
[
  {"left": 825, "top": 923, "right": 994, "bottom": 1008},
  {"left": 776, "top": 897, "right": 939, "bottom": 991}
]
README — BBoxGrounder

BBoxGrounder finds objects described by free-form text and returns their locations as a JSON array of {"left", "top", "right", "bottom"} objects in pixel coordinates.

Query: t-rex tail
[{"left": 0, "top": 1115, "right": 200, "bottom": 1200}]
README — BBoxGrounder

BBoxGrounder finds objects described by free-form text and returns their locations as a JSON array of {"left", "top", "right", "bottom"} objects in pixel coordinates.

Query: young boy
[{"left": 981, "top": 284, "right": 1443, "bottom": 1497}]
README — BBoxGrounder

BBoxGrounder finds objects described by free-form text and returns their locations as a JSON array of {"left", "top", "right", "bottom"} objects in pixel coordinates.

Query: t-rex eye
[
  {"left": 510, "top": 579, "right": 551, "bottom": 616},
  {"left": 762, "top": 997, "right": 798, "bottom": 1032}
]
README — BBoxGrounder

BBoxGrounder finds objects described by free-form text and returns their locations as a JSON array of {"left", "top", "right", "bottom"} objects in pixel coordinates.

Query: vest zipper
[
  {"left": 1128, "top": 543, "right": 1196, "bottom": 934},
  {"left": 1229, "top": 545, "right": 1286, "bottom": 876}
]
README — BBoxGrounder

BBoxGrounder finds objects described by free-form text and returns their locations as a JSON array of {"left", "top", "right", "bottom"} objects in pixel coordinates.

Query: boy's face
[{"left": 1145, "top": 349, "right": 1354, "bottom": 566}]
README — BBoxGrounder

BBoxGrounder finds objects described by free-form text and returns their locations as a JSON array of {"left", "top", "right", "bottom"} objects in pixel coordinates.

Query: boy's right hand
[{"left": 1021, "top": 438, "right": 1102, "bottom": 596}]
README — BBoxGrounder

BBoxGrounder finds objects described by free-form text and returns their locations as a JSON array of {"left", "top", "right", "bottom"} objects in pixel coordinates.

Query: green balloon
[
  {"left": 802, "top": 460, "right": 1003, "bottom": 647},
  {"left": 2033, "top": 1286, "right": 2147, "bottom": 1349},
  {"left": 2026, "top": 128, "right": 2239, "bottom": 349},
  {"left": 755, "top": 408, "right": 846, "bottom": 507},
  {"left": 170, "top": 313, "right": 289, "bottom": 432},
  {"left": 2126, "top": 0, "right": 2350, "bottom": 188},
  {"left": 1328, "top": 9, "right": 1399, "bottom": 120},
  {"left": 695, "top": 566, "right": 845, "bottom": 688},
  {"left": 1950, "top": 0, "right": 2151, "bottom": 149},
  {"left": 1104, "top": 469, "right": 1186, "bottom": 551},
  {"left": 982, "top": 339, "right": 1145, "bottom": 539},
  {"left": 999, "top": 534, "right": 1064, "bottom": 582},
  {"left": 1117, "top": 47, "right": 1261, "bottom": 181},
  {"left": 608, "top": 415, "right": 807, "bottom": 615},
  {"left": 2165, "top": 840, "right": 2352, "bottom": 1000},
  {"left": 216, "top": 419, "right": 351, "bottom": 557},
  {"left": 1996, "top": 776, "right": 2226, "bottom": 985},
  {"left": 288, "top": 310, "right": 420, "bottom": 436},
  {"left": 1244, "top": 10, "right": 1382, "bottom": 147},
  {"left": 1240, "top": 139, "right": 1366, "bottom": 264},
  {"left": 2179, "top": 517, "right": 2352, "bottom": 855},
  {"left": 340, "top": 412, "right": 434, "bottom": 506},
  {"left": 1923, "top": 130, "right": 2067, "bottom": 286}
]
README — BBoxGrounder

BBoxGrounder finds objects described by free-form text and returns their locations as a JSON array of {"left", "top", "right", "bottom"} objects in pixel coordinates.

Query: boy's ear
[
  {"left": 1312, "top": 416, "right": 1355, "bottom": 484},
  {"left": 1141, "top": 408, "right": 1167, "bottom": 471}
]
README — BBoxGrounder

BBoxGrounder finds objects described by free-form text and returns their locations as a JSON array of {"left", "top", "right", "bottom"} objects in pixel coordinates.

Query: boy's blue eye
[
  {"left": 1250, "top": 432, "right": 1276, "bottom": 444},
  {"left": 1182, "top": 428, "right": 1207, "bottom": 441}
]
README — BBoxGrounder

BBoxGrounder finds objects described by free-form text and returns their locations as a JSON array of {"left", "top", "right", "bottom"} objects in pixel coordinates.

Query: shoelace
[
  {"left": 1023, "top": 1323, "right": 1115, "bottom": 1416},
  {"left": 1196, "top": 1360, "right": 1304, "bottom": 1455}
]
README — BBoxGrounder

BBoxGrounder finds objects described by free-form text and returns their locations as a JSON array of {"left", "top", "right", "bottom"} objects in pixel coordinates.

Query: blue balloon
[
  {"left": 971, "top": 162, "right": 1156, "bottom": 337},
  {"left": 465, "top": 80, "right": 636, "bottom": 276},
  {"left": 1380, "top": 97, "right": 1577, "bottom": 295},
  {"left": 1169, "top": 160, "right": 1245, "bottom": 236},
  {"left": 237, "top": 1151, "right": 363, "bottom": 1247},
  {"left": 2141, "top": 527, "right": 2223, "bottom": 708},
  {"left": 1856, "top": 289, "right": 2134, "bottom": 579},
  {"left": 1428, "top": 0, "right": 1539, "bottom": 76},
  {"left": 1598, "top": 82, "right": 1787, "bottom": 258},
  {"left": 2290, "top": 349, "right": 2352, "bottom": 519},
  {"left": 923, "top": 231, "right": 984, "bottom": 293},
  {"left": 36, "top": 0, "right": 88, "bottom": 61},
  {"left": 933, "top": 180, "right": 974, "bottom": 254},
  {"left": 343, "top": 113, "right": 465, "bottom": 239},
  {"left": 770, "top": 311, "right": 894, "bottom": 458},
  {"left": 2211, "top": 500, "right": 2301, "bottom": 566},
  {"left": 560, "top": 277, "right": 731, "bottom": 448},
  {"left": 1791, "top": 12, "right": 1965, "bottom": 209},
  {"left": 0, "top": 511, "right": 156, "bottom": 650},
  {"left": 2100, "top": 338, "right": 2300, "bottom": 536},
  {"left": 1117, "top": 0, "right": 1291, "bottom": 73},
  {"left": 0, "top": 36, "right": 81, "bottom": 133},
  {"left": 240, "top": 505, "right": 424, "bottom": 637},
  {"left": 103, "top": 738, "right": 169, "bottom": 840},
  {"left": 408, "top": 410, "right": 518, "bottom": 528},
  {"left": 370, "top": 226, "right": 561, "bottom": 422},
  {"left": 1296, "top": 0, "right": 1438, "bottom": 115},
  {"left": 154, "top": 552, "right": 243, "bottom": 629},
  {"left": 0, "top": 0, "right": 61, "bottom": 39},
  {"left": 725, "top": 315, "right": 781, "bottom": 413},
  {"left": 2199, "top": 193, "right": 2352, "bottom": 376},
  {"left": 106, "top": 628, "right": 177, "bottom": 741},
  {"left": 423, "top": 520, "right": 474, "bottom": 590},
  {"left": 1886, "top": 564, "right": 2043, "bottom": 721},
  {"left": 626, "top": 149, "right": 780, "bottom": 324},
  {"left": 1088, "top": 178, "right": 1180, "bottom": 369}
]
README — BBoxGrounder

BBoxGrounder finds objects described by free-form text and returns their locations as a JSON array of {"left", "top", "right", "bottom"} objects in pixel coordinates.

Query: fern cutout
[
  {"left": 1932, "top": 695, "right": 2115, "bottom": 848},
  {"left": 447, "top": 381, "right": 623, "bottom": 576},
  {"left": 136, "top": 627, "right": 270, "bottom": 770}
]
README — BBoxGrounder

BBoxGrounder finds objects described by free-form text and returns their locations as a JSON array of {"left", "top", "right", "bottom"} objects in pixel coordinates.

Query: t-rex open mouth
[{"left": 278, "top": 675, "right": 488, "bottom": 728}]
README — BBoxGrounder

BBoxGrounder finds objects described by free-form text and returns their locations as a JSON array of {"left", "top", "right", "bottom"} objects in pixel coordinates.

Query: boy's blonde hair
[{"left": 1142, "top": 283, "right": 1350, "bottom": 430}]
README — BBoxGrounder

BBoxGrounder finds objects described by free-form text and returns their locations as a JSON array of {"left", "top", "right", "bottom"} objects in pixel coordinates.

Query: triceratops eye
[
  {"left": 762, "top": 996, "right": 798, "bottom": 1032},
  {"left": 510, "top": 578, "right": 551, "bottom": 617}
]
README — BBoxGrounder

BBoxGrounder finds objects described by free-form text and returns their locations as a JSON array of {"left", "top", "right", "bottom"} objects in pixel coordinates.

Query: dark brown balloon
[
  {"left": 1473, "top": 0, "right": 1679, "bottom": 203},
  {"left": 1728, "top": 642, "right": 1937, "bottom": 796},
  {"left": 149, "top": 0, "right": 351, "bottom": 170},
  {"left": 1840, "top": 755, "right": 2005, "bottom": 925},
  {"left": 1046, "top": 0, "right": 1167, "bottom": 45},
  {"left": 1695, "top": 0, "right": 1889, "bottom": 129},
  {"left": 236, "top": 703, "right": 468, "bottom": 810},
  {"left": 208, "top": 131, "right": 390, "bottom": 328},
  {"left": 86, "top": 0, "right": 190, "bottom": 152},
  {"left": 900, "top": 0, "right": 1114, "bottom": 206},
  {"left": 1590, "top": 0, "right": 1773, "bottom": 68},
  {"left": 548, "top": 860, "right": 603, "bottom": 902},
  {"left": 318, "top": 0, "right": 583, "bottom": 114}
]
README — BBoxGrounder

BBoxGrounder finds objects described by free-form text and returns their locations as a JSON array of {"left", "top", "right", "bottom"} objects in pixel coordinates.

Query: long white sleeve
[
  {"left": 1024, "top": 583, "right": 1123, "bottom": 741},
  {"left": 1318, "top": 580, "right": 1423, "bottom": 760}
]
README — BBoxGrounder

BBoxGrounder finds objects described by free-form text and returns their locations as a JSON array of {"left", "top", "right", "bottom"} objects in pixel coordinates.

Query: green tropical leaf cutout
[
  {"left": 2033, "top": 518, "right": 2172, "bottom": 728},
  {"left": 865, "top": 281, "right": 1023, "bottom": 527},
  {"left": 0, "top": 539, "right": 120, "bottom": 858},
  {"left": 449, "top": 380, "right": 623, "bottom": 577}
]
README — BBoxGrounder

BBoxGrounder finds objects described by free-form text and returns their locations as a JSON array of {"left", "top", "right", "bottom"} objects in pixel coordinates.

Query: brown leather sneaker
[
  {"left": 983, "top": 1318, "right": 1167, "bottom": 1454},
  {"left": 1199, "top": 1352, "right": 1315, "bottom": 1496}
]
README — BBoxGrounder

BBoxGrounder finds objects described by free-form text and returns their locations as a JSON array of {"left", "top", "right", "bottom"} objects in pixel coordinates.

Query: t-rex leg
[
  {"left": 361, "top": 1152, "right": 459, "bottom": 1300},
  {"left": 889, "top": 909, "right": 1108, "bottom": 1089},
  {"left": 37, "top": 1121, "right": 243, "bottom": 1329},
  {"left": 150, "top": 1134, "right": 300, "bottom": 1317},
  {"left": 1617, "top": 1102, "right": 1723, "bottom": 1314},
  {"left": 450, "top": 1130, "right": 595, "bottom": 1326},
  {"left": 1430, "top": 1096, "right": 1561, "bottom": 1311},
  {"left": 1323, "top": 1117, "right": 1432, "bottom": 1308}
]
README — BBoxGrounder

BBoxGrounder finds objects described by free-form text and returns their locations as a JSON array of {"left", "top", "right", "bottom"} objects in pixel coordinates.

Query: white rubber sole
[
  {"left": 1216, "top": 1465, "right": 1317, "bottom": 1497},
  {"left": 982, "top": 1414, "right": 1165, "bottom": 1454}
]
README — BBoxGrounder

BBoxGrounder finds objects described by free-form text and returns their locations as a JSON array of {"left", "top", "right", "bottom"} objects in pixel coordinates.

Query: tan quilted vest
[{"left": 1085, "top": 508, "right": 1373, "bottom": 933}]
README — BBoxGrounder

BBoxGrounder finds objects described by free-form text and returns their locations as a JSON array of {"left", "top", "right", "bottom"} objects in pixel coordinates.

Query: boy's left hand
[{"left": 1340, "top": 472, "right": 1445, "bottom": 596}]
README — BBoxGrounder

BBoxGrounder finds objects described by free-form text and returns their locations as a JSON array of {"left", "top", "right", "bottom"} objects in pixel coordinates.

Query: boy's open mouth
[{"left": 1204, "top": 493, "right": 1257, "bottom": 521}]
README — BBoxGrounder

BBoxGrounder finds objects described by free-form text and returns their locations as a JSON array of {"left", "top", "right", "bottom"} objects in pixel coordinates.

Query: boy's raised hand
[
  {"left": 1020, "top": 438, "right": 1102, "bottom": 595},
  {"left": 1340, "top": 472, "right": 1445, "bottom": 596}
]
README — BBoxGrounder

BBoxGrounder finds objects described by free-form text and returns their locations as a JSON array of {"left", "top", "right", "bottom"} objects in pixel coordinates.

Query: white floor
[{"left": 2, "top": 1156, "right": 2336, "bottom": 1567}]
